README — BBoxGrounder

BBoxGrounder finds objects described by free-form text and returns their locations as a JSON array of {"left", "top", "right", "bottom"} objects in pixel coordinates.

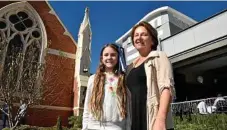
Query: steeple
[
  {"left": 74, "top": 7, "right": 92, "bottom": 115},
  {"left": 79, "top": 7, "right": 91, "bottom": 35},
  {"left": 76, "top": 7, "right": 92, "bottom": 76}
]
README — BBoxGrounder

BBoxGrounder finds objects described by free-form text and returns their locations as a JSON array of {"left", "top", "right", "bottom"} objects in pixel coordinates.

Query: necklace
[{"left": 105, "top": 73, "right": 118, "bottom": 97}]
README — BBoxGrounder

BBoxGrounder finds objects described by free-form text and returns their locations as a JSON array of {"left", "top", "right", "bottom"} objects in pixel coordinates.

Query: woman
[
  {"left": 82, "top": 43, "right": 131, "bottom": 130},
  {"left": 126, "top": 21, "right": 175, "bottom": 130}
]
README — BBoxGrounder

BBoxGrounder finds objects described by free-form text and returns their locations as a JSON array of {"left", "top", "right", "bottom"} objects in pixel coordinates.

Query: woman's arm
[
  {"left": 156, "top": 89, "right": 172, "bottom": 120},
  {"left": 156, "top": 52, "right": 175, "bottom": 100},
  {"left": 153, "top": 52, "right": 175, "bottom": 129}
]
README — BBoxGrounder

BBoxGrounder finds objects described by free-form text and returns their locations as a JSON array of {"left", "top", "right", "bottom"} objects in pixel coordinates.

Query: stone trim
[
  {"left": 47, "top": 48, "right": 76, "bottom": 59},
  {"left": 0, "top": 101, "right": 72, "bottom": 111}
]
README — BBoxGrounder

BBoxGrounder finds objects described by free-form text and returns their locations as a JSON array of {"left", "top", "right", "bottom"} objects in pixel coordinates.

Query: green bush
[
  {"left": 12, "top": 114, "right": 227, "bottom": 130},
  {"left": 38, "top": 126, "right": 68, "bottom": 130},
  {"left": 2, "top": 128, "right": 10, "bottom": 130},
  {"left": 56, "top": 116, "right": 63, "bottom": 130},
  {"left": 68, "top": 115, "right": 82, "bottom": 130},
  {"left": 15, "top": 125, "right": 39, "bottom": 130},
  {"left": 174, "top": 114, "right": 227, "bottom": 130},
  {"left": 13, "top": 117, "right": 69, "bottom": 130},
  {"left": 14, "top": 125, "right": 69, "bottom": 130}
]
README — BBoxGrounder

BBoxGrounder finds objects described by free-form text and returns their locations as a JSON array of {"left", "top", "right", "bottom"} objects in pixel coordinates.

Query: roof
[
  {"left": 46, "top": 1, "right": 77, "bottom": 47},
  {"left": 116, "top": 6, "right": 197, "bottom": 44}
]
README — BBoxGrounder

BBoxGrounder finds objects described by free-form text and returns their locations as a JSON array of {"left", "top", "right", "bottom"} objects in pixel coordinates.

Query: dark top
[{"left": 126, "top": 63, "right": 147, "bottom": 130}]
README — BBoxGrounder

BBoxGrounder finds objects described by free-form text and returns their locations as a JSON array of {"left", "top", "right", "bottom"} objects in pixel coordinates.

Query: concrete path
[{"left": 0, "top": 120, "right": 9, "bottom": 130}]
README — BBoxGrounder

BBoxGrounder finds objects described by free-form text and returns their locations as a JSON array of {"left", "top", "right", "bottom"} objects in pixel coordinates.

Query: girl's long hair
[{"left": 89, "top": 44, "right": 127, "bottom": 120}]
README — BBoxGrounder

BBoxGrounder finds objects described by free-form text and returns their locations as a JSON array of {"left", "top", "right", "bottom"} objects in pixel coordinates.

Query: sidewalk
[
  {"left": 0, "top": 120, "right": 9, "bottom": 130},
  {"left": 0, "top": 120, "right": 3, "bottom": 130}
]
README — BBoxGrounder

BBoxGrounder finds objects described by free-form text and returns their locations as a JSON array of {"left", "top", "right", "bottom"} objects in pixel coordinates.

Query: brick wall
[
  {"left": 0, "top": 1, "right": 78, "bottom": 127},
  {"left": 25, "top": 107, "right": 73, "bottom": 127},
  {"left": 42, "top": 54, "right": 75, "bottom": 107},
  {"left": 28, "top": 1, "right": 76, "bottom": 53}
]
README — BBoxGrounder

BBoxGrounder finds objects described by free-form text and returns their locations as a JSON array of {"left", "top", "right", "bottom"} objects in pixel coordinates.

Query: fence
[
  {"left": 171, "top": 96, "right": 227, "bottom": 130},
  {"left": 171, "top": 96, "right": 227, "bottom": 116}
]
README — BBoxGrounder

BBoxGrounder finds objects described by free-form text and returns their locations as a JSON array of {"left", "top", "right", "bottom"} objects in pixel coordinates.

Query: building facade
[
  {"left": 116, "top": 6, "right": 197, "bottom": 65},
  {"left": 161, "top": 9, "right": 227, "bottom": 101},
  {"left": 116, "top": 6, "right": 227, "bottom": 101},
  {"left": 0, "top": 1, "right": 77, "bottom": 127}
]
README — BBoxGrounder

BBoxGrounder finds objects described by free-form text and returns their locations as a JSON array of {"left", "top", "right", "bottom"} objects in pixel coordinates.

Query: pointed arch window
[{"left": 0, "top": 2, "right": 47, "bottom": 91}]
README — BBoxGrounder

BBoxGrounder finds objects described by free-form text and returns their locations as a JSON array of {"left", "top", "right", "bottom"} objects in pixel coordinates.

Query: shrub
[
  {"left": 2, "top": 128, "right": 10, "bottom": 130},
  {"left": 174, "top": 113, "right": 227, "bottom": 130},
  {"left": 56, "top": 116, "right": 63, "bottom": 130},
  {"left": 14, "top": 125, "right": 38, "bottom": 130},
  {"left": 68, "top": 115, "right": 82, "bottom": 130}
]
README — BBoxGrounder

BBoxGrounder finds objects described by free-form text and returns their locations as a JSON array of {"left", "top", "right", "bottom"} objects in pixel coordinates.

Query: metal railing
[{"left": 171, "top": 96, "right": 227, "bottom": 116}]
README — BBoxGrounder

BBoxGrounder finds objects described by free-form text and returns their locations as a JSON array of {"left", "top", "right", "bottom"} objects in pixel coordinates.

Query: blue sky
[{"left": 49, "top": 1, "right": 227, "bottom": 73}]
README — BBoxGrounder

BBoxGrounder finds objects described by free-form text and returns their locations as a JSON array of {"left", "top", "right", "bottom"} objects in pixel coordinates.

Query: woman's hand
[{"left": 153, "top": 118, "right": 166, "bottom": 130}]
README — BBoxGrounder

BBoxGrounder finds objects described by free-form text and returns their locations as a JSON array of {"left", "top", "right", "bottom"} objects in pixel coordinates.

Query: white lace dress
[{"left": 82, "top": 74, "right": 131, "bottom": 130}]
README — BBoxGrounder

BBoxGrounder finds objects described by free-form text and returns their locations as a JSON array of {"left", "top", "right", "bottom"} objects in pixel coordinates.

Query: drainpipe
[{"left": 159, "top": 38, "right": 163, "bottom": 51}]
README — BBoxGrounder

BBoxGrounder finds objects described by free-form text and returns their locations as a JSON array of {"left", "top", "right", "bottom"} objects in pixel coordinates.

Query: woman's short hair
[{"left": 131, "top": 21, "right": 158, "bottom": 50}]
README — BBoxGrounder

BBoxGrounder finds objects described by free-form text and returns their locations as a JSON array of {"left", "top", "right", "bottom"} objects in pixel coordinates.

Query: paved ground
[
  {"left": 0, "top": 120, "right": 3, "bottom": 130},
  {"left": 0, "top": 120, "right": 9, "bottom": 130}
]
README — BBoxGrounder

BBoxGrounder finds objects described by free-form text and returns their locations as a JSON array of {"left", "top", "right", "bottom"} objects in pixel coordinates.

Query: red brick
[{"left": 0, "top": 1, "right": 79, "bottom": 127}]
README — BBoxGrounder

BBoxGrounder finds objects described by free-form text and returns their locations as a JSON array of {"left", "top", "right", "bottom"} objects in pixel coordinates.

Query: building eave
[
  {"left": 116, "top": 6, "right": 197, "bottom": 44},
  {"left": 46, "top": 1, "right": 77, "bottom": 47}
]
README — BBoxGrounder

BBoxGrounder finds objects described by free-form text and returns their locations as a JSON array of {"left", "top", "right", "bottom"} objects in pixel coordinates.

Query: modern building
[
  {"left": 116, "top": 6, "right": 197, "bottom": 65},
  {"left": 116, "top": 6, "right": 227, "bottom": 102}
]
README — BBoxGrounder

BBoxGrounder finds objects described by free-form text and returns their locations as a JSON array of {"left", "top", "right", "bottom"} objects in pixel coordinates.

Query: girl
[{"left": 82, "top": 43, "right": 131, "bottom": 130}]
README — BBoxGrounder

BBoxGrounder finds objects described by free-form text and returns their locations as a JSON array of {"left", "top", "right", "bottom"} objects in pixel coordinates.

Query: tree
[
  {"left": 0, "top": 34, "right": 71, "bottom": 129},
  {"left": 0, "top": 33, "right": 42, "bottom": 128}
]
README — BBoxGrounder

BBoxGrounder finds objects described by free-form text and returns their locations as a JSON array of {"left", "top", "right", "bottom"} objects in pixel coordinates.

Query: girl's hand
[{"left": 153, "top": 118, "right": 166, "bottom": 130}]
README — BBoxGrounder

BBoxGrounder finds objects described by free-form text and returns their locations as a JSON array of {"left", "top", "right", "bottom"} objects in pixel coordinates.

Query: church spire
[
  {"left": 74, "top": 7, "right": 92, "bottom": 115},
  {"left": 79, "top": 7, "right": 91, "bottom": 34}
]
